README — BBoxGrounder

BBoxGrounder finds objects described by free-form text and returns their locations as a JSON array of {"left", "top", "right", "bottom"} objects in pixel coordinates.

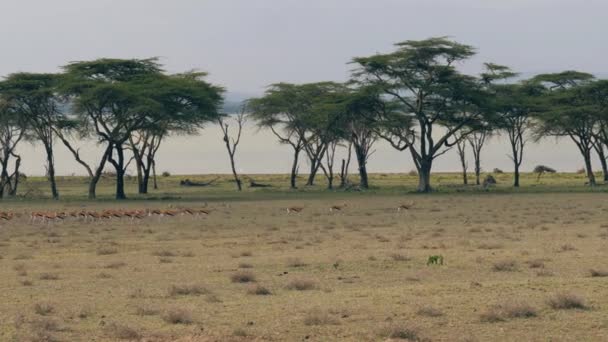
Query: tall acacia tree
[
  {"left": 62, "top": 59, "right": 223, "bottom": 199},
  {"left": 533, "top": 71, "right": 598, "bottom": 186},
  {"left": 352, "top": 37, "right": 489, "bottom": 192},
  {"left": 0, "top": 73, "right": 63, "bottom": 199}
]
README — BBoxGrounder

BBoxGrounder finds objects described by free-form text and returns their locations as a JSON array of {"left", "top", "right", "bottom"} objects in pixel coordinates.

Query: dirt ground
[{"left": 1, "top": 193, "right": 607, "bottom": 341}]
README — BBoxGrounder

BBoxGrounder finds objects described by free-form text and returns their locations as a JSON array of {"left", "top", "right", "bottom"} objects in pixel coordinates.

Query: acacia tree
[
  {"left": 352, "top": 37, "right": 489, "bottom": 192},
  {"left": 468, "top": 131, "right": 490, "bottom": 185},
  {"left": 248, "top": 82, "right": 342, "bottom": 189},
  {"left": 62, "top": 59, "right": 223, "bottom": 199},
  {"left": 0, "top": 73, "right": 63, "bottom": 199},
  {"left": 0, "top": 99, "right": 26, "bottom": 198},
  {"left": 218, "top": 106, "right": 246, "bottom": 191},
  {"left": 534, "top": 71, "right": 598, "bottom": 186}
]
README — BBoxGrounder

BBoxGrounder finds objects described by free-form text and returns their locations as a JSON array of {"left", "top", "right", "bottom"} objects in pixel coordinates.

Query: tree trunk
[
  {"left": 152, "top": 161, "right": 158, "bottom": 190},
  {"left": 513, "top": 163, "right": 520, "bottom": 187},
  {"left": 355, "top": 148, "right": 369, "bottom": 189},
  {"left": 595, "top": 144, "right": 608, "bottom": 182},
  {"left": 290, "top": 148, "right": 300, "bottom": 189},
  {"left": 417, "top": 159, "right": 432, "bottom": 193},
  {"left": 584, "top": 150, "right": 596, "bottom": 186},
  {"left": 142, "top": 167, "right": 151, "bottom": 194},
  {"left": 113, "top": 145, "right": 127, "bottom": 200},
  {"left": 8, "top": 156, "right": 21, "bottom": 196},
  {"left": 136, "top": 158, "right": 144, "bottom": 194},
  {"left": 229, "top": 154, "right": 242, "bottom": 191},
  {"left": 306, "top": 163, "right": 317, "bottom": 186},
  {"left": 474, "top": 158, "right": 481, "bottom": 186},
  {"left": 44, "top": 144, "right": 59, "bottom": 200}
]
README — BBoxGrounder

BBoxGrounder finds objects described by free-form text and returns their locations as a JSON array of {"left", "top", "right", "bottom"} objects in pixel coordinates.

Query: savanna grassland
[{"left": 1, "top": 173, "right": 608, "bottom": 341}]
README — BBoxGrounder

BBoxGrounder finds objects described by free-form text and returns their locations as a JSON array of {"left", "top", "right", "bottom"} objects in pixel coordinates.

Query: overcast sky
[{"left": 1, "top": 0, "right": 607, "bottom": 176}]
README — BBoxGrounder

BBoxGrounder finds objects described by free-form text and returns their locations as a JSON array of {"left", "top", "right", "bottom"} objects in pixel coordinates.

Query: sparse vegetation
[{"left": 548, "top": 293, "right": 588, "bottom": 310}]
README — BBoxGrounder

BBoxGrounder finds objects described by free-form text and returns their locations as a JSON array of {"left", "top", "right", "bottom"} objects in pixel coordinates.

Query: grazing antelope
[
  {"left": 397, "top": 201, "right": 415, "bottom": 212},
  {"left": 329, "top": 203, "right": 347, "bottom": 212},
  {"left": 286, "top": 206, "right": 304, "bottom": 214}
]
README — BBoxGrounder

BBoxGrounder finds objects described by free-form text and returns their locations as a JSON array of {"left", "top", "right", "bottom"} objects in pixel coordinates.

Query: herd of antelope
[
  {"left": 285, "top": 201, "right": 415, "bottom": 214},
  {"left": 0, "top": 201, "right": 415, "bottom": 225},
  {"left": 0, "top": 207, "right": 211, "bottom": 225}
]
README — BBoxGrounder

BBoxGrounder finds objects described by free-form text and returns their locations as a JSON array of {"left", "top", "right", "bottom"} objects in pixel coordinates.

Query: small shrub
[
  {"left": 135, "top": 306, "right": 159, "bottom": 316},
  {"left": 103, "top": 322, "right": 141, "bottom": 340},
  {"left": 96, "top": 246, "right": 118, "bottom": 255},
  {"left": 39, "top": 273, "right": 59, "bottom": 280},
  {"left": 103, "top": 262, "right": 126, "bottom": 269},
  {"left": 547, "top": 293, "right": 588, "bottom": 310},
  {"left": 230, "top": 271, "right": 256, "bottom": 283},
  {"left": 162, "top": 308, "right": 193, "bottom": 324},
  {"left": 416, "top": 306, "right": 444, "bottom": 317},
  {"left": 477, "top": 242, "right": 503, "bottom": 250},
  {"left": 34, "top": 302, "right": 55, "bottom": 316},
  {"left": 238, "top": 262, "right": 253, "bottom": 269},
  {"left": 286, "top": 278, "right": 317, "bottom": 291},
  {"left": 286, "top": 257, "right": 307, "bottom": 267},
  {"left": 152, "top": 249, "right": 176, "bottom": 257},
  {"left": 589, "top": 269, "right": 608, "bottom": 277},
  {"left": 168, "top": 284, "right": 208, "bottom": 296},
  {"left": 493, "top": 168, "right": 503, "bottom": 173},
  {"left": 480, "top": 303, "right": 537, "bottom": 322},
  {"left": 560, "top": 244, "right": 576, "bottom": 252},
  {"left": 379, "top": 324, "right": 421, "bottom": 340},
  {"left": 576, "top": 167, "right": 586, "bottom": 174},
  {"left": 492, "top": 260, "right": 517, "bottom": 272},
  {"left": 526, "top": 259, "right": 545, "bottom": 269},
  {"left": 161, "top": 171, "right": 171, "bottom": 177},
  {"left": 390, "top": 253, "right": 411, "bottom": 261},
  {"left": 303, "top": 310, "right": 339, "bottom": 326},
  {"left": 247, "top": 284, "right": 272, "bottom": 295}
]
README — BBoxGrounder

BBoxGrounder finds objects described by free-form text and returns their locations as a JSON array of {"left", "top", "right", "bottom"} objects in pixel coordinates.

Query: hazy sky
[{"left": 1, "top": 1, "right": 607, "bottom": 176}]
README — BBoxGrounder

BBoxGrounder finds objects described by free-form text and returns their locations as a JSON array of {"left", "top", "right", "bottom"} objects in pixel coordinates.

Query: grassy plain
[{"left": 1, "top": 173, "right": 607, "bottom": 341}]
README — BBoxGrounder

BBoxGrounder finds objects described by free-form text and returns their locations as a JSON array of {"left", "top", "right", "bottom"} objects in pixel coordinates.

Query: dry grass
[{"left": 1, "top": 192, "right": 607, "bottom": 341}]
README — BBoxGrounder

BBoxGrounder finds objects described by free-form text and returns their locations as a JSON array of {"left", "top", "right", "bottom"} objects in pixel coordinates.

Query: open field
[{"left": 1, "top": 174, "right": 608, "bottom": 341}]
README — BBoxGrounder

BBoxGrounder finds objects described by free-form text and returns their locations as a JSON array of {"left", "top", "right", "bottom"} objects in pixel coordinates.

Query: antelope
[
  {"left": 329, "top": 203, "right": 347, "bottom": 212},
  {"left": 286, "top": 206, "right": 304, "bottom": 214},
  {"left": 397, "top": 201, "right": 415, "bottom": 212}
]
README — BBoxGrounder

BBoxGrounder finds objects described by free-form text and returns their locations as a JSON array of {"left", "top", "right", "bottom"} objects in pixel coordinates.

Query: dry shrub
[
  {"left": 526, "top": 259, "right": 545, "bottom": 269},
  {"left": 34, "top": 302, "right": 55, "bottom": 316},
  {"left": 536, "top": 269, "right": 554, "bottom": 277},
  {"left": 379, "top": 324, "right": 421, "bottom": 340},
  {"left": 230, "top": 271, "right": 256, "bottom": 283},
  {"left": 21, "top": 280, "right": 33, "bottom": 286},
  {"left": 481, "top": 302, "right": 537, "bottom": 322},
  {"left": 303, "top": 309, "right": 339, "bottom": 326},
  {"left": 158, "top": 257, "right": 173, "bottom": 263},
  {"left": 477, "top": 242, "right": 503, "bottom": 250},
  {"left": 547, "top": 293, "right": 588, "bottom": 310},
  {"left": 286, "top": 278, "right": 317, "bottom": 291},
  {"left": 286, "top": 257, "right": 307, "bottom": 267},
  {"left": 39, "top": 273, "right": 59, "bottom": 280},
  {"left": 240, "top": 251, "right": 253, "bottom": 257},
  {"left": 103, "top": 261, "right": 126, "bottom": 269},
  {"left": 135, "top": 306, "right": 159, "bottom": 316},
  {"left": 96, "top": 246, "right": 118, "bottom": 255},
  {"left": 31, "top": 318, "right": 61, "bottom": 332},
  {"left": 390, "top": 253, "right": 411, "bottom": 261},
  {"left": 151, "top": 249, "right": 176, "bottom": 257},
  {"left": 492, "top": 260, "right": 517, "bottom": 272},
  {"left": 103, "top": 322, "right": 141, "bottom": 340},
  {"left": 589, "top": 269, "right": 608, "bottom": 277},
  {"left": 247, "top": 284, "right": 272, "bottom": 295},
  {"left": 238, "top": 262, "right": 253, "bottom": 269},
  {"left": 162, "top": 308, "right": 193, "bottom": 324},
  {"left": 168, "top": 284, "right": 208, "bottom": 296},
  {"left": 416, "top": 306, "right": 444, "bottom": 317},
  {"left": 560, "top": 244, "right": 577, "bottom": 252}
]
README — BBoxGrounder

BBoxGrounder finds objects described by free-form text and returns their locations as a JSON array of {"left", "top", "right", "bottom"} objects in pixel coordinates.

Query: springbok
[
  {"left": 397, "top": 201, "right": 415, "bottom": 212},
  {"left": 286, "top": 206, "right": 304, "bottom": 214},
  {"left": 329, "top": 203, "right": 347, "bottom": 212}
]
